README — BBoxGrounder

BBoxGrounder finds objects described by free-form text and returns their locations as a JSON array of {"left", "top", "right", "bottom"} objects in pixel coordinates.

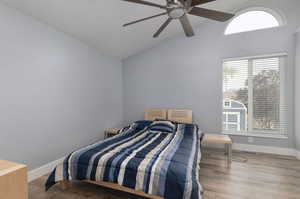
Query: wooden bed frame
[
  {"left": 60, "top": 180, "right": 163, "bottom": 199},
  {"left": 59, "top": 109, "right": 192, "bottom": 199},
  {"left": 167, "top": 109, "right": 193, "bottom": 124},
  {"left": 144, "top": 109, "right": 167, "bottom": 121}
]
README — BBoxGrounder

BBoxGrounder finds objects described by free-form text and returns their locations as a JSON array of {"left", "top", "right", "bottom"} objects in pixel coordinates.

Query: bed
[{"left": 45, "top": 109, "right": 203, "bottom": 199}]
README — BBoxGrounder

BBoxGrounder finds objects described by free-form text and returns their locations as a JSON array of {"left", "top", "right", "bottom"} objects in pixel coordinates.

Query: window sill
[{"left": 222, "top": 132, "right": 288, "bottom": 139}]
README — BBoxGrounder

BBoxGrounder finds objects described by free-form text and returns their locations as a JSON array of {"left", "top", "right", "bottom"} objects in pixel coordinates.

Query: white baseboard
[
  {"left": 232, "top": 143, "right": 296, "bottom": 157},
  {"left": 296, "top": 150, "right": 300, "bottom": 160},
  {"left": 203, "top": 142, "right": 298, "bottom": 157},
  {"left": 28, "top": 157, "right": 65, "bottom": 182}
]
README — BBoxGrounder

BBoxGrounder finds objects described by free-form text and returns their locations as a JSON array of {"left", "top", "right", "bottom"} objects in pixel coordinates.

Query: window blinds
[{"left": 223, "top": 56, "right": 287, "bottom": 136}]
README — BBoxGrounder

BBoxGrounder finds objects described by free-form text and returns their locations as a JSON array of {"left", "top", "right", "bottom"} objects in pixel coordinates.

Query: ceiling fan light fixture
[{"left": 169, "top": 8, "right": 186, "bottom": 19}]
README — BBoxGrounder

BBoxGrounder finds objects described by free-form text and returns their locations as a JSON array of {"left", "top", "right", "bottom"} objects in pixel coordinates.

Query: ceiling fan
[{"left": 122, "top": 0, "right": 235, "bottom": 38}]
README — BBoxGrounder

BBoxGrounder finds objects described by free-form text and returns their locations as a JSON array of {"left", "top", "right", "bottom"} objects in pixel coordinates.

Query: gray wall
[
  {"left": 295, "top": 30, "right": 300, "bottom": 151},
  {"left": 0, "top": 4, "right": 123, "bottom": 170},
  {"left": 123, "top": 0, "right": 300, "bottom": 149}
]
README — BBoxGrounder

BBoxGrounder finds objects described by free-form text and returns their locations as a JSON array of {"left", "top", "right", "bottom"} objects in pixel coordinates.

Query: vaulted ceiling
[{"left": 0, "top": 0, "right": 249, "bottom": 59}]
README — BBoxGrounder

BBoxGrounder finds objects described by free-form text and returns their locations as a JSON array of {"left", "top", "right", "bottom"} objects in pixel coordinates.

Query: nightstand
[
  {"left": 104, "top": 128, "right": 120, "bottom": 138},
  {"left": 202, "top": 134, "right": 233, "bottom": 167},
  {"left": 0, "top": 160, "right": 28, "bottom": 199}
]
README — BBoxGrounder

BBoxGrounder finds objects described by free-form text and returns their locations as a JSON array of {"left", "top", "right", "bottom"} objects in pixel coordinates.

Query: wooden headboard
[
  {"left": 144, "top": 109, "right": 167, "bottom": 121},
  {"left": 167, "top": 109, "right": 193, "bottom": 124}
]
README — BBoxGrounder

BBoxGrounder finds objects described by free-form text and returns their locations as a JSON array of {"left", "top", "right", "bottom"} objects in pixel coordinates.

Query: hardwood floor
[
  {"left": 200, "top": 149, "right": 300, "bottom": 199},
  {"left": 29, "top": 149, "right": 300, "bottom": 199}
]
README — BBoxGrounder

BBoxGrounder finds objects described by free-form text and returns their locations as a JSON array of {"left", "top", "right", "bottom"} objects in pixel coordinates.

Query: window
[
  {"left": 222, "top": 55, "right": 287, "bottom": 136},
  {"left": 224, "top": 101, "right": 230, "bottom": 107},
  {"left": 223, "top": 112, "right": 241, "bottom": 131},
  {"left": 225, "top": 9, "right": 283, "bottom": 35}
]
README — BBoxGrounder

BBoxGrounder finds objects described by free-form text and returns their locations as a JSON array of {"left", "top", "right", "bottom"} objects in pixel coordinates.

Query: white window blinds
[{"left": 223, "top": 55, "right": 287, "bottom": 136}]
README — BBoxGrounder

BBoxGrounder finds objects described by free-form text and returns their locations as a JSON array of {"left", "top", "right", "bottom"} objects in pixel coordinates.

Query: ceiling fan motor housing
[{"left": 167, "top": 2, "right": 186, "bottom": 19}]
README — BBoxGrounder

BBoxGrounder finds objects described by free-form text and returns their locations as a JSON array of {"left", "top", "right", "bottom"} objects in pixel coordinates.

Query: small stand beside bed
[{"left": 202, "top": 134, "right": 232, "bottom": 167}]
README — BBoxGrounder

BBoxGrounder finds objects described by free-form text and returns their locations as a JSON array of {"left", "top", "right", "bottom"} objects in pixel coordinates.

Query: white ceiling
[{"left": 0, "top": 0, "right": 249, "bottom": 59}]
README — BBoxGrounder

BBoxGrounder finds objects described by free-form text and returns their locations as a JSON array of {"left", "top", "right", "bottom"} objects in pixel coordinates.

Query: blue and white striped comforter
[{"left": 46, "top": 120, "right": 203, "bottom": 199}]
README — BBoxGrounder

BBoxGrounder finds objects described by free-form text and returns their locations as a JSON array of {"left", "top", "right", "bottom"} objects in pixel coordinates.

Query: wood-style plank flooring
[{"left": 29, "top": 149, "right": 300, "bottom": 199}]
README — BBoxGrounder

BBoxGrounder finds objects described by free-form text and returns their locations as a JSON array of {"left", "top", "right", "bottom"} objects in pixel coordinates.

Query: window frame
[
  {"left": 224, "top": 7, "right": 286, "bottom": 35},
  {"left": 222, "top": 53, "right": 288, "bottom": 138}
]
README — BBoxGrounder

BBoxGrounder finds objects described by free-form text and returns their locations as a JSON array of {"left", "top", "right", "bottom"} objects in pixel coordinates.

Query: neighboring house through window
[{"left": 223, "top": 100, "right": 247, "bottom": 131}]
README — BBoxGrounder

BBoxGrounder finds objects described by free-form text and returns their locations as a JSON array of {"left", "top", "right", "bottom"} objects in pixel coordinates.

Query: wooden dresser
[{"left": 0, "top": 160, "right": 28, "bottom": 199}]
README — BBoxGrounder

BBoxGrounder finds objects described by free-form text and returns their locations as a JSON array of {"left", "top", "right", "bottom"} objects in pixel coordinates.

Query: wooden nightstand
[
  {"left": 202, "top": 134, "right": 233, "bottom": 167},
  {"left": 104, "top": 128, "right": 120, "bottom": 138},
  {"left": 0, "top": 160, "right": 28, "bottom": 199}
]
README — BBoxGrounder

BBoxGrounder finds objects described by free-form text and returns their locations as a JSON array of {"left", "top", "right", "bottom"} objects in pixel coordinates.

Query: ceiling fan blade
[
  {"left": 122, "top": 0, "right": 166, "bottom": 9},
  {"left": 153, "top": 18, "right": 172, "bottom": 38},
  {"left": 189, "top": 7, "right": 234, "bottom": 22},
  {"left": 179, "top": 15, "right": 194, "bottom": 37},
  {"left": 191, "top": 0, "right": 216, "bottom": 7},
  {"left": 123, "top": 12, "right": 167, "bottom": 27}
]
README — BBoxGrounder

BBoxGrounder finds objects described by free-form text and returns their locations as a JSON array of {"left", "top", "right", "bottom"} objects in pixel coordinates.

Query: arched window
[{"left": 225, "top": 8, "right": 284, "bottom": 35}]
